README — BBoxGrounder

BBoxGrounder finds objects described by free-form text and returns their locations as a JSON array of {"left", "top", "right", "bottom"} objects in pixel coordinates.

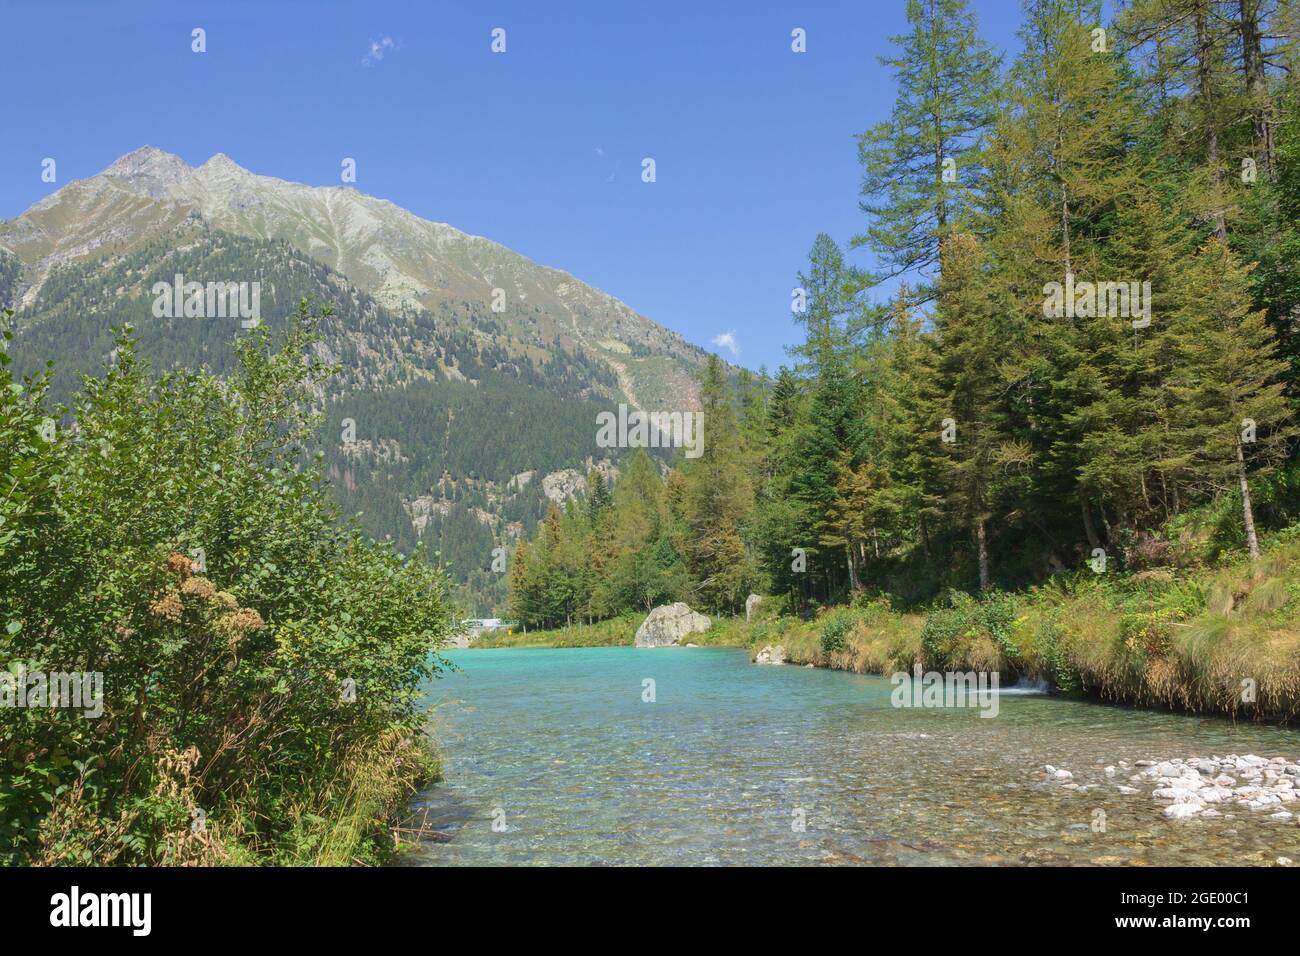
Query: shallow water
[{"left": 407, "top": 646, "right": 1300, "bottom": 866}]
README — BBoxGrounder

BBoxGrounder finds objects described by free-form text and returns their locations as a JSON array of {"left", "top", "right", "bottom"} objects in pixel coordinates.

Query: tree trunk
[
  {"left": 847, "top": 543, "right": 861, "bottom": 592},
  {"left": 1237, "top": 436, "right": 1261, "bottom": 561},
  {"left": 976, "top": 518, "right": 991, "bottom": 591},
  {"left": 1081, "top": 499, "right": 1100, "bottom": 550},
  {"left": 1238, "top": 0, "right": 1275, "bottom": 176},
  {"left": 1195, "top": 6, "right": 1228, "bottom": 240}
]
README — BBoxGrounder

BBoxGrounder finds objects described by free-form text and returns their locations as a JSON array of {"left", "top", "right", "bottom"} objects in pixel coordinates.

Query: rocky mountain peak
[{"left": 101, "top": 146, "right": 192, "bottom": 198}]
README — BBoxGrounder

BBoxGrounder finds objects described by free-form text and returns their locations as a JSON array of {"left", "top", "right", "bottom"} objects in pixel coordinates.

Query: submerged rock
[{"left": 633, "top": 602, "right": 711, "bottom": 648}]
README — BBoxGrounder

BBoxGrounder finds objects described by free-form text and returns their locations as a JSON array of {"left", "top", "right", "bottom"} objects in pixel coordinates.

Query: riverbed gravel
[{"left": 1042, "top": 754, "right": 1300, "bottom": 824}]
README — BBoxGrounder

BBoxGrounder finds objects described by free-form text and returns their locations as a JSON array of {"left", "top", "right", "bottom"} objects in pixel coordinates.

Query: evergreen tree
[
  {"left": 676, "top": 355, "right": 756, "bottom": 612},
  {"left": 854, "top": 0, "right": 1003, "bottom": 297},
  {"left": 1167, "top": 240, "right": 1297, "bottom": 559}
]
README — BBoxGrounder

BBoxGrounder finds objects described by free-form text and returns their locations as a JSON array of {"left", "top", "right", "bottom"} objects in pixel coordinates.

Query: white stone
[{"left": 1153, "top": 788, "right": 1202, "bottom": 804}]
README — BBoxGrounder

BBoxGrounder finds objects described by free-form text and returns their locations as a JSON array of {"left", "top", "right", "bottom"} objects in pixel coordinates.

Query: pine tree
[
  {"left": 1167, "top": 240, "right": 1297, "bottom": 559},
  {"left": 854, "top": 0, "right": 1002, "bottom": 297},
  {"left": 585, "top": 468, "right": 613, "bottom": 527},
  {"left": 932, "top": 232, "right": 1018, "bottom": 590},
  {"left": 676, "top": 354, "right": 756, "bottom": 612}
]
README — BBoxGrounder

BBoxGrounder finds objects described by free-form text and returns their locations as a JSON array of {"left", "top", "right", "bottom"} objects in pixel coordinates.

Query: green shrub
[
  {"left": 0, "top": 305, "right": 455, "bottom": 865},
  {"left": 820, "top": 608, "right": 855, "bottom": 656},
  {"left": 920, "top": 590, "right": 1021, "bottom": 672}
]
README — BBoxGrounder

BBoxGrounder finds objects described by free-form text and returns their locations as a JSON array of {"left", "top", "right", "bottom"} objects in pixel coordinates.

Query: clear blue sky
[{"left": 0, "top": 0, "right": 1031, "bottom": 372}]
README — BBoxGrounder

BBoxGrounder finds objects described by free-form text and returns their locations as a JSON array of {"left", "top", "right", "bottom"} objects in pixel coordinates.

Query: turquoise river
[{"left": 408, "top": 646, "right": 1300, "bottom": 865}]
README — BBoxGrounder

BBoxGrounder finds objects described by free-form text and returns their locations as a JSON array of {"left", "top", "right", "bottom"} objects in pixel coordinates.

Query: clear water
[{"left": 407, "top": 646, "right": 1300, "bottom": 866}]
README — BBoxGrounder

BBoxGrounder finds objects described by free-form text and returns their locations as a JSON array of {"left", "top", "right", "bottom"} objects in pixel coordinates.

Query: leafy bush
[
  {"left": 0, "top": 304, "right": 454, "bottom": 865},
  {"left": 820, "top": 608, "right": 855, "bottom": 655},
  {"left": 920, "top": 590, "right": 1021, "bottom": 673}
]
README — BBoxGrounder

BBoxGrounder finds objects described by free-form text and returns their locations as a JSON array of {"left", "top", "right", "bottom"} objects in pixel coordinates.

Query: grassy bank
[
  {"left": 773, "top": 535, "right": 1300, "bottom": 722},
  {"left": 472, "top": 613, "right": 753, "bottom": 649},
  {"left": 474, "top": 537, "right": 1300, "bottom": 724}
]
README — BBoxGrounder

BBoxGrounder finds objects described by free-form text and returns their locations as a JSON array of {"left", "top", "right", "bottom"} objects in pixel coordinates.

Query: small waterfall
[{"left": 998, "top": 675, "right": 1051, "bottom": 695}]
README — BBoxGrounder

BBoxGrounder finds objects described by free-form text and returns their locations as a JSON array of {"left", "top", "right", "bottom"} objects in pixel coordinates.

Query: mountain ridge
[{"left": 1, "top": 146, "right": 709, "bottom": 411}]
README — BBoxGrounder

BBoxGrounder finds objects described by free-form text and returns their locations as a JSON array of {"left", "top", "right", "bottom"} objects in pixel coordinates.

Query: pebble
[{"left": 1043, "top": 753, "right": 1300, "bottom": 831}]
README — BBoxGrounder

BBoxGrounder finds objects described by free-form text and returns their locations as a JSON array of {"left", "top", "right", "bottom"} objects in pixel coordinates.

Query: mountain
[
  {"left": 0, "top": 147, "right": 717, "bottom": 612},
  {"left": 1, "top": 147, "right": 706, "bottom": 409}
]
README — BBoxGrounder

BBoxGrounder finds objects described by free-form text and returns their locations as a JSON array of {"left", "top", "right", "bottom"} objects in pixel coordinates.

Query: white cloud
[
  {"left": 362, "top": 36, "right": 398, "bottom": 67},
  {"left": 712, "top": 330, "right": 739, "bottom": 355}
]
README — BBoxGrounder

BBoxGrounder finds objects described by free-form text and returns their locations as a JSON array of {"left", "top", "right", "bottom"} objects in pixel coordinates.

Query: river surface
[{"left": 407, "top": 646, "right": 1300, "bottom": 865}]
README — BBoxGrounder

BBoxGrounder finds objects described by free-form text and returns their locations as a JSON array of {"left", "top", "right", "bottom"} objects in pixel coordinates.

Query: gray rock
[
  {"left": 633, "top": 602, "right": 711, "bottom": 648},
  {"left": 745, "top": 593, "right": 764, "bottom": 622},
  {"left": 1153, "top": 788, "right": 1202, "bottom": 804},
  {"left": 754, "top": 644, "right": 787, "bottom": 665}
]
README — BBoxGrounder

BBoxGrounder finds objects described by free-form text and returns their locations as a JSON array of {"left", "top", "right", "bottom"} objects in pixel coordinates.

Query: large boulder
[
  {"left": 634, "top": 603, "right": 710, "bottom": 647},
  {"left": 754, "top": 644, "right": 786, "bottom": 665},
  {"left": 745, "top": 593, "right": 764, "bottom": 622}
]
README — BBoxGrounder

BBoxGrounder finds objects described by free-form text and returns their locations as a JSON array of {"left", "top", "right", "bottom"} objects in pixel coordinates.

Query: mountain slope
[
  {"left": 0, "top": 147, "right": 708, "bottom": 613},
  {"left": 0, "top": 146, "right": 707, "bottom": 410}
]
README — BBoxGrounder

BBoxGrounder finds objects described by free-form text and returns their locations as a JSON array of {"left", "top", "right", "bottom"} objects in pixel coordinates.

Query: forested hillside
[
  {"left": 0, "top": 146, "right": 729, "bottom": 615},
  {"left": 3, "top": 223, "right": 635, "bottom": 612},
  {"left": 509, "top": 0, "right": 1300, "bottom": 629}
]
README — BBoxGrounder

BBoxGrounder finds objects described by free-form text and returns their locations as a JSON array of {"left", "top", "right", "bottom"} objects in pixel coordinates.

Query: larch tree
[{"left": 854, "top": 0, "right": 1002, "bottom": 298}]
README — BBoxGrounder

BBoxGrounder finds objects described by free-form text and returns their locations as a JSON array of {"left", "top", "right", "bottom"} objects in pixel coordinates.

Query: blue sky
[{"left": 0, "top": 0, "right": 1031, "bottom": 372}]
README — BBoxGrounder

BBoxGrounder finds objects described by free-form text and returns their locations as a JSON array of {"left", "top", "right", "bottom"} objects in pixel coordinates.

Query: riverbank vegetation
[
  {"left": 496, "top": 534, "right": 1300, "bottom": 721},
  {"left": 0, "top": 304, "right": 455, "bottom": 865},
  {"left": 505, "top": 0, "right": 1300, "bottom": 722}
]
